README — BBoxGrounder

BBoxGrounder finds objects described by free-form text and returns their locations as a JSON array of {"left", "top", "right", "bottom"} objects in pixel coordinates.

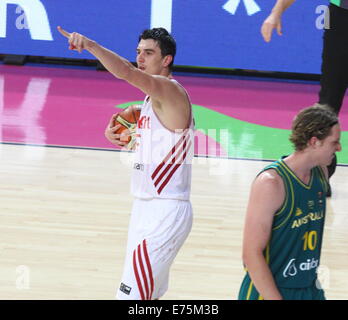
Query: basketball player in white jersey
[{"left": 58, "top": 26, "right": 194, "bottom": 300}]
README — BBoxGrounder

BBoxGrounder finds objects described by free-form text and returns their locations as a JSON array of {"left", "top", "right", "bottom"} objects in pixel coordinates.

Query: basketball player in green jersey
[{"left": 238, "top": 104, "right": 341, "bottom": 300}]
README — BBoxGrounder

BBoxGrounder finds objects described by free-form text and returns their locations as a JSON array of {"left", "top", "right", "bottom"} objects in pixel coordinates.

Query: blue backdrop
[{"left": 0, "top": 0, "right": 327, "bottom": 74}]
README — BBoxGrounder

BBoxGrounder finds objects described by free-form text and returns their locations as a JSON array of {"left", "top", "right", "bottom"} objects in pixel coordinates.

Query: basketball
[{"left": 114, "top": 105, "right": 141, "bottom": 144}]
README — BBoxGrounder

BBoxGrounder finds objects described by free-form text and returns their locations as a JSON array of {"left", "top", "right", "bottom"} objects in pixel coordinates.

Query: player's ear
[
  {"left": 308, "top": 136, "right": 322, "bottom": 148},
  {"left": 163, "top": 55, "right": 173, "bottom": 68}
]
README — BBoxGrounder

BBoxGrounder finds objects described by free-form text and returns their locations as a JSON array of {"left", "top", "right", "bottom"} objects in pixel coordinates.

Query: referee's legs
[{"left": 318, "top": 28, "right": 348, "bottom": 196}]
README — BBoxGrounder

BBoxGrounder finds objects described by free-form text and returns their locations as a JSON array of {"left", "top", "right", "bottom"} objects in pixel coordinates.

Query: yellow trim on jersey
[
  {"left": 272, "top": 167, "right": 288, "bottom": 217},
  {"left": 245, "top": 245, "right": 271, "bottom": 300},
  {"left": 272, "top": 167, "right": 295, "bottom": 231},
  {"left": 246, "top": 281, "right": 254, "bottom": 300},
  {"left": 262, "top": 165, "right": 288, "bottom": 218},
  {"left": 279, "top": 160, "right": 313, "bottom": 189}
]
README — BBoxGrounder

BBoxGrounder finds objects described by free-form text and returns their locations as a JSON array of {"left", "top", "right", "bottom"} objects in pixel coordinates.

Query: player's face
[
  {"left": 136, "top": 39, "right": 167, "bottom": 75},
  {"left": 317, "top": 124, "right": 342, "bottom": 166}
]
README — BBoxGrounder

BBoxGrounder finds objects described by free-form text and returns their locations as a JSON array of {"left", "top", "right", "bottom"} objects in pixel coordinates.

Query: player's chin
[
  {"left": 321, "top": 157, "right": 334, "bottom": 167},
  {"left": 328, "top": 153, "right": 336, "bottom": 163}
]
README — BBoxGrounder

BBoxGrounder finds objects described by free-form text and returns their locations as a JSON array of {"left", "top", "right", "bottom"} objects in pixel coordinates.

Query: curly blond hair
[{"left": 289, "top": 104, "right": 338, "bottom": 151}]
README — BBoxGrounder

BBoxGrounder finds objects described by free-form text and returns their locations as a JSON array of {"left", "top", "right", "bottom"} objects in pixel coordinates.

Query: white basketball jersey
[{"left": 131, "top": 82, "right": 194, "bottom": 200}]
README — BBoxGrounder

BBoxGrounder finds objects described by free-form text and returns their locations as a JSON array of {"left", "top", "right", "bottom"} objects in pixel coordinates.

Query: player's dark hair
[
  {"left": 290, "top": 104, "right": 339, "bottom": 151},
  {"left": 139, "top": 28, "right": 176, "bottom": 70}
]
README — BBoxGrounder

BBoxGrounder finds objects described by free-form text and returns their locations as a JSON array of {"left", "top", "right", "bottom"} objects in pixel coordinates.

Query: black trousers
[
  {"left": 318, "top": 4, "right": 348, "bottom": 178},
  {"left": 319, "top": 4, "right": 348, "bottom": 115}
]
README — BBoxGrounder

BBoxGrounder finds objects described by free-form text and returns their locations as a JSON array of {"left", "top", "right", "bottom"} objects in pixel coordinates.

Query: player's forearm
[
  {"left": 243, "top": 251, "right": 283, "bottom": 300},
  {"left": 271, "top": 0, "right": 296, "bottom": 17},
  {"left": 86, "top": 41, "right": 135, "bottom": 80}
]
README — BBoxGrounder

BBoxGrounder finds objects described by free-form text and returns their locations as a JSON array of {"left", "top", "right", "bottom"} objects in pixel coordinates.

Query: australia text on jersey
[{"left": 291, "top": 210, "right": 324, "bottom": 229}]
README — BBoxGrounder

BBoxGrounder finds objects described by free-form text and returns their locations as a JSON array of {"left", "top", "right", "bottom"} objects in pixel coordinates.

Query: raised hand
[{"left": 57, "top": 26, "right": 94, "bottom": 53}]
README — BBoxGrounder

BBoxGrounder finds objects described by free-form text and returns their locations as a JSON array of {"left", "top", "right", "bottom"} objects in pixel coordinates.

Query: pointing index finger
[{"left": 57, "top": 26, "right": 71, "bottom": 38}]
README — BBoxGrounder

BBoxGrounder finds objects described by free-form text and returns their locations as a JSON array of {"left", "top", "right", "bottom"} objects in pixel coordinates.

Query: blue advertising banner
[{"left": 0, "top": 0, "right": 327, "bottom": 74}]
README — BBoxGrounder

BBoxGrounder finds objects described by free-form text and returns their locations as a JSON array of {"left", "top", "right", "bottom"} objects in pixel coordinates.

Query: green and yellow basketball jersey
[
  {"left": 330, "top": 0, "right": 348, "bottom": 9},
  {"left": 239, "top": 159, "right": 328, "bottom": 300}
]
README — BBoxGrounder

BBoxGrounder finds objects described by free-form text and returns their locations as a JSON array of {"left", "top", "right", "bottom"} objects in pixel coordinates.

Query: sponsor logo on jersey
[
  {"left": 283, "top": 259, "right": 297, "bottom": 278},
  {"left": 295, "top": 208, "right": 303, "bottom": 216},
  {"left": 283, "top": 258, "right": 319, "bottom": 278}
]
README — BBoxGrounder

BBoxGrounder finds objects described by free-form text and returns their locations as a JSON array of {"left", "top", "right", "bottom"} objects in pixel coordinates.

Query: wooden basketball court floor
[{"left": 1, "top": 65, "right": 348, "bottom": 300}]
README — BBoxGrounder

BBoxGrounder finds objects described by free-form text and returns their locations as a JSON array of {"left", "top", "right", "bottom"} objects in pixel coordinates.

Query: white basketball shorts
[{"left": 116, "top": 198, "right": 193, "bottom": 300}]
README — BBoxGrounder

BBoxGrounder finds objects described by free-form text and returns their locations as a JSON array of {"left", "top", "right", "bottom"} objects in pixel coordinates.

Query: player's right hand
[
  {"left": 57, "top": 26, "right": 94, "bottom": 53},
  {"left": 261, "top": 14, "right": 282, "bottom": 42},
  {"left": 105, "top": 114, "right": 128, "bottom": 147}
]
